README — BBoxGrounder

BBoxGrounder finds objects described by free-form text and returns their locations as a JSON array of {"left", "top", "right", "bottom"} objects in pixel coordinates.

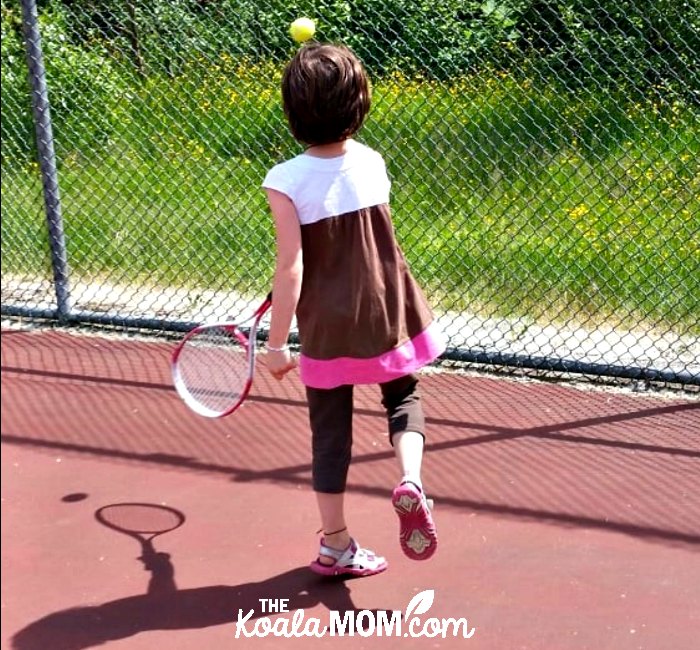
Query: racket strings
[
  {"left": 175, "top": 325, "right": 250, "bottom": 415},
  {"left": 97, "top": 505, "right": 184, "bottom": 534}
]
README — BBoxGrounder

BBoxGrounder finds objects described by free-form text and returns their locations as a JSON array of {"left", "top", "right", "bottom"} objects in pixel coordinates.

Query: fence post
[{"left": 20, "top": 0, "right": 72, "bottom": 317}]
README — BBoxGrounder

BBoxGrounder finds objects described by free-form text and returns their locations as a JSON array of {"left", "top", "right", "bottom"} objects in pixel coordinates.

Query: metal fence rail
[{"left": 2, "top": 0, "right": 699, "bottom": 385}]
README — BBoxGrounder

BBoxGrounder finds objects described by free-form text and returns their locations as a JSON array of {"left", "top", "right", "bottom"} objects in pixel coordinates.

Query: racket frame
[{"left": 171, "top": 294, "right": 272, "bottom": 418}]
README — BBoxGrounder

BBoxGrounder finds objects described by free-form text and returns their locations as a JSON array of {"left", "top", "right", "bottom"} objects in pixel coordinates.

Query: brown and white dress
[{"left": 263, "top": 139, "right": 445, "bottom": 389}]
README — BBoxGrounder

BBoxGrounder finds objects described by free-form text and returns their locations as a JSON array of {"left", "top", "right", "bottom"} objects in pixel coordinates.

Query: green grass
[{"left": 2, "top": 59, "right": 698, "bottom": 334}]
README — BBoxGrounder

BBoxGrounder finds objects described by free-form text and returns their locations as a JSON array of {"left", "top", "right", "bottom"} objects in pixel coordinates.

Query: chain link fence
[{"left": 2, "top": 0, "right": 699, "bottom": 385}]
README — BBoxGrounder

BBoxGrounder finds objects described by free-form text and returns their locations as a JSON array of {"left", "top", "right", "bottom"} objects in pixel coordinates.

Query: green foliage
[
  {"left": 36, "top": 4, "right": 126, "bottom": 154},
  {"left": 45, "top": 0, "right": 700, "bottom": 89},
  {"left": 1, "top": 3, "right": 33, "bottom": 166},
  {"left": 517, "top": 0, "right": 699, "bottom": 99},
  {"left": 5, "top": 0, "right": 695, "bottom": 165},
  {"left": 316, "top": 0, "right": 525, "bottom": 77},
  {"left": 2, "top": 59, "right": 697, "bottom": 329},
  {"left": 1, "top": 1, "right": 126, "bottom": 166},
  {"left": 51, "top": 0, "right": 526, "bottom": 77}
]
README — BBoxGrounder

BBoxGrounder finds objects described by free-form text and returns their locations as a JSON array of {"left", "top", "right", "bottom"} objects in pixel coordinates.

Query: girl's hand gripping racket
[{"left": 171, "top": 293, "right": 272, "bottom": 418}]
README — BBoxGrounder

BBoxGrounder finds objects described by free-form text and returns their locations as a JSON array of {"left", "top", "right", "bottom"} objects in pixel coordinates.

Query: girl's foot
[
  {"left": 392, "top": 480, "right": 437, "bottom": 560},
  {"left": 310, "top": 538, "right": 388, "bottom": 577}
]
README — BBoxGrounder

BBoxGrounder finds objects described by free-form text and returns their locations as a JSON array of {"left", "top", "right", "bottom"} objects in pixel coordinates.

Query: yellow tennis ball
[{"left": 289, "top": 17, "right": 316, "bottom": 43}]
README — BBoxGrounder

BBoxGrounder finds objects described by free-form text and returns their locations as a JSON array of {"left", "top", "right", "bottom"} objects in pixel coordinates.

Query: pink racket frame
[{"left": 171, "top": 294, "right": 272, "bottom": 418}]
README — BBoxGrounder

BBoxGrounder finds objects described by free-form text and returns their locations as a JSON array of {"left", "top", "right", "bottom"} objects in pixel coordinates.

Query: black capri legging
[{"left": 306, "top": 374, "right": 425, "bottom": 494}]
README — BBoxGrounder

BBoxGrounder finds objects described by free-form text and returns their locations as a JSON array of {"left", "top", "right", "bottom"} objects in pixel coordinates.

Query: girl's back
[{"left": 263, "top": 139, "right": 444, "bottom": 389}]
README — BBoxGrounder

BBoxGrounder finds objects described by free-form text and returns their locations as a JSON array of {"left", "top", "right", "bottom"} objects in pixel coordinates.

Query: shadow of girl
[{"left": 12, "top": 565, "right": 378, "bottom": 650}]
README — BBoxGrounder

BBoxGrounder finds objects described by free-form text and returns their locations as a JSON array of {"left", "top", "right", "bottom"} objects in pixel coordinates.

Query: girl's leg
[
  {"left": 381, "top": 374, "right": 426, "bottom": 486},
  {"left": 307, "top": 384, "right": 354, "bottom": 561},
  {"left": 381, "top": 375, "right": 437, "bottom": 560},
  {"left": 315, "top": 492, "right": 351, "bottom": 551},
  {"left": 392, "top": 431, "right": 424, "bottom": 488},
  {"left": 306, "top": 384, "right": 387, "bottom": 576}
]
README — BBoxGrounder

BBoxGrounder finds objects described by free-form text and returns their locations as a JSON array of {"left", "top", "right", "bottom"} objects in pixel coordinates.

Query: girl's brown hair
[{"left": 281, "top": 43, "right": 371, "bottom": 145}]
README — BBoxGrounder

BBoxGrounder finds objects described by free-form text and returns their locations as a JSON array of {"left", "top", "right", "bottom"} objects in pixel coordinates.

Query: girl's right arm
[{"left": 264, "top": 188, "right": 303, "bottom": 380}]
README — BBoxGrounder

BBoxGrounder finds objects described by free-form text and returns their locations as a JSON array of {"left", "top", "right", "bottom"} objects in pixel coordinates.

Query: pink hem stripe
[{"left": 300, "top": 321, "right": 446, "bottom": 389}]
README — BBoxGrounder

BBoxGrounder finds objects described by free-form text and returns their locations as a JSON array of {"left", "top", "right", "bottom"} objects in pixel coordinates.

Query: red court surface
[{"left": 2, "top": 327, "right": 699, "bottom": 650}]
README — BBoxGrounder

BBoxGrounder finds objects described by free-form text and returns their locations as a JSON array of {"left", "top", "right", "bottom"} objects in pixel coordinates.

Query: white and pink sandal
[
  {"left": 392, "top": 480, "right": 438, "bottom": 560},
  {"left": 310, "top": 538, "right": 388, "bottom": 577}
]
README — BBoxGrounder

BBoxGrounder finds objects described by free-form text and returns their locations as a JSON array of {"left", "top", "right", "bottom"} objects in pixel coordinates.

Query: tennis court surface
[{"left": 2, "top": 327, "right": 699, "bottom": 650}]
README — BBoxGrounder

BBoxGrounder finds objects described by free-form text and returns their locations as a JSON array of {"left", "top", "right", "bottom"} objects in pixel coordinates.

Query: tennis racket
[{"left": 171, "top": 293, "right": 272, "bottom": 418}]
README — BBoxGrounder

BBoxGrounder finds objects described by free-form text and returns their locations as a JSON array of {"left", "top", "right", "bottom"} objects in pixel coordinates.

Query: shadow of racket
[{"left": 95, "top": 502, "right": 186, "bottom": 595}]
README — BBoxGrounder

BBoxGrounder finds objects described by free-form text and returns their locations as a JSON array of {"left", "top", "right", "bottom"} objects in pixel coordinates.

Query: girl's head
[{"left": 281, "top": 43, "right": 371, "bottom": 146}]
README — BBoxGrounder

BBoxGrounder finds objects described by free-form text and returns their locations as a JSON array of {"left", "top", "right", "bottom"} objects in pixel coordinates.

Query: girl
[{"left": 262, "top": 42, "right": 445, "bottom": 577}]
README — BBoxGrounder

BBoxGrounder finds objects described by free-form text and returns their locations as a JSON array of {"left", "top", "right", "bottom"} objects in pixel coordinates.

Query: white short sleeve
[
  {"left": 262, "top": 164, "right": 295, "bottom": 201},
  {"left": 262, "top": 142, "right": 391, "bottom": 225}
]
